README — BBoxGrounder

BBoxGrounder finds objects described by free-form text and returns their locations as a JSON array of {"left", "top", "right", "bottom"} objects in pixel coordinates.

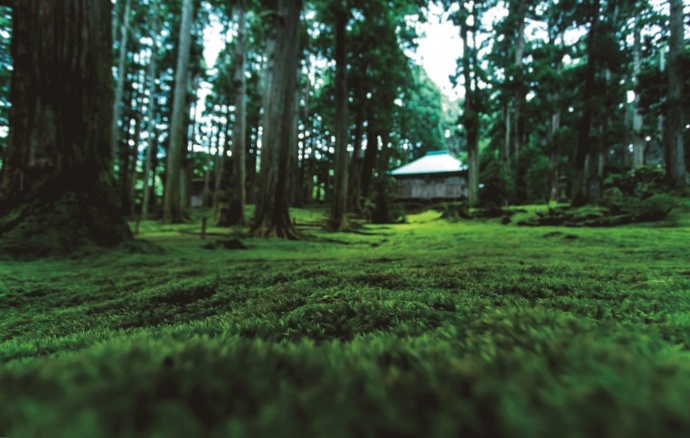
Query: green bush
[
  {"left": 625, "top": 194, "right": 676, "bottom": 221},
  {"left": 605, "top": 166, "right": 667, "bottom": 198}
]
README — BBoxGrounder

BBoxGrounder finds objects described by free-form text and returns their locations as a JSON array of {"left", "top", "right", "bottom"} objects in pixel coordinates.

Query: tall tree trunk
[
  {"left": 348, "top": 110, "right": 364, "bottom": 211},
  {"left": 360, "top": 109, "right": 378, "bottom": 199},
  {"left": 631, "top": 15, "right": 645, "bottom": 168},
  {"left": 162, "top": 0, "right": 194, "bottom": 223},
  {"left": 0, "top": 0, "right": 132, "bottom": 256},
  {"left": 549, "top": 108, "right": 561, "bottom": 201},
  {"left": 112, "top": 0, "right": 132, "bottom": 164},
  {"left": 202, "top": 123, "right": 215, "bottom": 208},
  {"left": 461, "top": 24, "right": 479, "bottom": 207},
  {"left": 512, "top": 0, "right": 527, "bottom": 161},
  {"left": 128, "top": 68, "right": 148, "bottom": 218},
  {"left": 251, "top": 0, "right": 302, "bottom": 239},
  {"left": 213, "top": 106, "right": 229, "bottom": 222},
  {"left": 223, "top": 0, "right": 248, "bottom": 226},
  {"left": 119, "top": 81, "right": 134, "bottom": 211},
  {"left": 291, "top": 72, "right": 302, "bottom": 206},
  {"left": 666, "top": 0, "right": 686, "bottom": 189},
  {"left": 658, "top": 47, "right": 665, "bottom": 151},
  {"left": 378, "top": 131, "right": 392, "bottom": 176},
  {"left": 502, "top": 102, "right": 511, "bottom": 177},
  {"left": 141, "top": 8, "right": 160, "bottom": 221},
  {"left": 297, "top": 71, "right": 312, "bottom": 206},
  {"left": 571, "top": 0, "right": 600, "bottom": 206},
  {"left": 328, "top": 3, "right": 350, "bottom": 231}
]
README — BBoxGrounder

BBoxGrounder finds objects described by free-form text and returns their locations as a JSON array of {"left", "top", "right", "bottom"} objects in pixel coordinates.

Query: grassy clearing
[{"left": 1, "top": 201, "right": 690, "bottom": 437}]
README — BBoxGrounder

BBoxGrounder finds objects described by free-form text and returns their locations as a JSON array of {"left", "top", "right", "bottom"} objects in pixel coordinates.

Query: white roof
[{"left": 390, "top": 151, "right": 465, "bottom": 176}]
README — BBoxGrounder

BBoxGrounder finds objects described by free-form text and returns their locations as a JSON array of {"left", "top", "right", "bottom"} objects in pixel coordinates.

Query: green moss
[{"left": 2, "top": 201, "right": 690, "bottom": 436}]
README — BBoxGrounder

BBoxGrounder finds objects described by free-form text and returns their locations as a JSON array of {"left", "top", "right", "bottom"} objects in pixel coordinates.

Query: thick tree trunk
[
  {"left": 571, "top": 0, "right": 600, "bottom": 206},
  {"left": 162, "top": 0, "right": 194, "bottom": 223},
  {"left": 666, "top": 0, "right": 686, "bottom": 189},
  {"left": 328, "top": 4, "right": 350, "bottom": 231},
  {"left": 0, "top": 0, "right": 132, "bottom": 256},
  {"left": 250, "top": 0, "right": 302, "bottom": 239},
  {"left": 223, "top": 0, "right": 248, "bottom": 226}
]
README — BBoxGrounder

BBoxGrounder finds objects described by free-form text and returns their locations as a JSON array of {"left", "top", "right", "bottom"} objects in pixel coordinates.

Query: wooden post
[{"left": 201, "top": 217, "right": 207, "bottom": 240}]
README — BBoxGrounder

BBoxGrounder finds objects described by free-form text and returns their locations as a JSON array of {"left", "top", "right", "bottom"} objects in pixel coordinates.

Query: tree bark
[
  {"left": 142, "top": 5, "right": 160, "bottom": 221},
  {"left": 502, "top": 102, "right": 511, "bottom": 177},
  {"left": 571, "top": 0, "right": 600, "bottom": 206},
  {"left": 162, "top": 0, "right": 194, "bottom": 223},
  {"left": 461, "top": 23, "right": 479, "bottom": 207},
  {"left": 666, "top": 0, "right": 686, "bottom": 189},
  {"left": 328, "top": 3, "right": 350, "bottom": 231},
  {"left": 512, "top": 0, "right": 527, "bottom": 161},
  {"left": 631, "top": 15, "right": 645, "bottom": 168},
  {"left": 549, "top": 108, "right": 561, "bottom": 201},
  {"left": 222, "top": 0, "right": 248, "bottom": 226},
  {"left": 212, "top": 105, "right": 229, "bottom": 222},
  {"left": 112, "top": 0, "right": 132, "bottom": 164},
  {"left": 348, "top": 110, "right": 364, "bottom": 211},
  {"left": 250, "top": 0, "right": 302, "bottom": 239},
  {"left": 297, "top": 68, "right": 312, "bottom": 206},
  {"left": 0, "top": 0, "right": 132, "bottom": 256},
  {"left": 360, "top": 108, "right": 378, "bottom": 199}
]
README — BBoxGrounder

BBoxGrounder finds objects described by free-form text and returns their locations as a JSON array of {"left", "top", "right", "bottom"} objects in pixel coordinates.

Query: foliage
[
  {"left": 618, "top": 194, "right": 677, "bottom": 222},
  {"left": 518, "top": 193, "right": 677, "bottom": 227},
  {"left": 604, "top": 166, "right": 669, "bottom": 199}
]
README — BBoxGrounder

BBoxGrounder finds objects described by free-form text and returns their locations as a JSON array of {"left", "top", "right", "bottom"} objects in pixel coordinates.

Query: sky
[{"left": 407, "top": 3, "right": 464, "bottom": 100}]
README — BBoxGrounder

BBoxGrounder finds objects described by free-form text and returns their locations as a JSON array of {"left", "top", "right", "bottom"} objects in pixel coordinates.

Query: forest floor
[{"left": 1, "top": 200, "right": 690, "bottom": 437}]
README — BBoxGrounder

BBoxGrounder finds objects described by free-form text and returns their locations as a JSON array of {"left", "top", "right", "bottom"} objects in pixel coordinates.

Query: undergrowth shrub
[
  {"left": 605, "top": 165, "right": 667, "bottom": 198},
  {"left": 625, "top": 194, "right": 677, "bottom": 221}
]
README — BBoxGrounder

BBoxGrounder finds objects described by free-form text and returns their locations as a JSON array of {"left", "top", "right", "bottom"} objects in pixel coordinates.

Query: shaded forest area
[
  {"left": 0, "top": 0, "right": 690, "bottom": 437},
  {"left": 0, "top": 0, "right": 687, "bottom": 254}
]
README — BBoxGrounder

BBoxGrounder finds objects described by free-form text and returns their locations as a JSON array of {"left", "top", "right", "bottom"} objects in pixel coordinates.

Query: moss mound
[{"left": 0, "top": 186, "right": 133, "bottom": 258}]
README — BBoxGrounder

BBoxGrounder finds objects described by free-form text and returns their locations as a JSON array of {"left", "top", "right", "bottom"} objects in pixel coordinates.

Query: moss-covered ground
[{"left": 2, "top": 201, "right": 690, "bottom": 437}]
